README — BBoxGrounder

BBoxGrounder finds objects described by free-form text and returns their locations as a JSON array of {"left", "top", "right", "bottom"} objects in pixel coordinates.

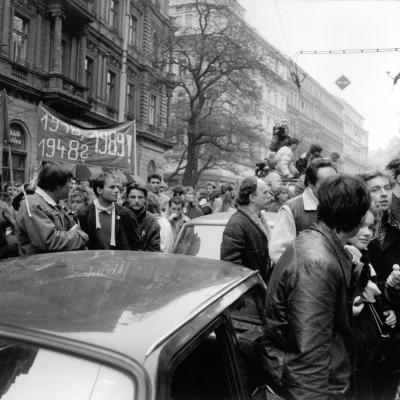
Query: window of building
[
  {"left": 12, "top": 15, "right": 28, "bottom": 64},
  {"left": 109, "top": 0, "right": 118, "bottom": 29},
  {"left": 106, "top": 70, "right": 116, "bottom": 107},
  {"left": 2, "top": 122, "right": 27, "bottom": 184},
  {"left": 126, "top": 82, "right": 135, "bottom": 118},
  {"left": 128, "top": 15, "right": 137, "bottom": 46},
  {"left": 61, "top": 39, "right": 69, "bottom": 76},
  {"left": 85, "top": 57, "right": 94, "bottom": 94},
  {"left": 149, "top": 94, "right": 156, "bottom": 125}
]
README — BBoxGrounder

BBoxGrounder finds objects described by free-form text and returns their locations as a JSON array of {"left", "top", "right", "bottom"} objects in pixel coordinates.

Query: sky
[{"left": 239, "top": 0, "right": 400, "bottom": 150}]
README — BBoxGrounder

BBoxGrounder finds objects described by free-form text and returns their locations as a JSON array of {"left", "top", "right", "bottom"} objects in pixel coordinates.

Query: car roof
[
  {"left": 186, "top": 210, "right": 277, "bottom": 226},
  {"left": 0, "top": 251, "right": 258, "bottom": 363}
]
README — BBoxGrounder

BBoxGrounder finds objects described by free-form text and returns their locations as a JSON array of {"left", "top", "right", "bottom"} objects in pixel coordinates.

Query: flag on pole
[{"left": 0, "top": 89, "right": 10, "bottom": 144}]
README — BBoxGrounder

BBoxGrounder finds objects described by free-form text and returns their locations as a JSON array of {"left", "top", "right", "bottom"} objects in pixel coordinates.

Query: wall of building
[{"left": 0, "top": 0, "right": 173, "bottom": 185}]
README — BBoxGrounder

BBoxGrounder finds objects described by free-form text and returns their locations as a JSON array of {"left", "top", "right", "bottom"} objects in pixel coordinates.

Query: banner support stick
[{"left": 133, "top": 120, "right": 138, "bottom": 176}]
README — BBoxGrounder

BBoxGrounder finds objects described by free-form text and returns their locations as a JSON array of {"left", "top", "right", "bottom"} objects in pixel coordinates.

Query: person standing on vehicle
[
  {"left": 269, "top": 158, "right": 337, "bottom": 264},
  {"left": 275, "top": 137, "right": 299, "bottom": 179},
  {"left": 126, "top": 183, "right": 160, "bottom": 252},
  {"left": 262, "top": 174, "right": 371, "bottom": 400},
  {"left": 360, "top": 170, "right": 400, "bottom": 400},
  {"left": 78, "top": 172, "right": 141, "bottom": 250},
  {"left": 17, "top": 162, "right": 88, "bottom": 255},
  {"left": 220, "top": 176, "right": 272, "bottom": 283}
]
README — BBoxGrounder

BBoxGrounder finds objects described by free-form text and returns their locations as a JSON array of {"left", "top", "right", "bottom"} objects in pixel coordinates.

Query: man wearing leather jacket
[{"left": 262, "top": 174, "right": 370, "bottom": 400}]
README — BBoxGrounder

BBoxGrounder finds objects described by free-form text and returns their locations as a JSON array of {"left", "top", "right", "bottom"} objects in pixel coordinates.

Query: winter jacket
[
  {"left": 17, "top": 191, "right": 88, "bottom": 255},
  {"left": 78, "top": 203, "right": 141, "bottom": 250},
  {"left": 131, "top": 206, "right": 160, "bottom": 252},
  {"left": 275, "top": 146, "right": 298, "bottom": 178},
  {"left": 262, "top": 222, "right": 355, "bottom": 400},
  {"left": 220, "top": 207, "right": 270, "bottom": 282}
]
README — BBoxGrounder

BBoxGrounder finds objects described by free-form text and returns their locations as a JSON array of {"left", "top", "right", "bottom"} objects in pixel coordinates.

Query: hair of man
[
  {"left": 37, "top": 162, "right": 69, "bottom": 191},
  {"left": 169, "top": 196, "right": 184, "bottom": 207},
  {"left": 304, "top": 158, "right": 337, "bottom": 187},
  {"left": 126, "top": 183, "right": 148, "bottom": 199},
  {"left": 236, "top": 176, "right": 258, "bottom": 206},
  {"left": 317, "top": 174, "right": 371, "bottom": 233},
  {"left": 147, "top": 173, "right": 162, "bottom": 183}
]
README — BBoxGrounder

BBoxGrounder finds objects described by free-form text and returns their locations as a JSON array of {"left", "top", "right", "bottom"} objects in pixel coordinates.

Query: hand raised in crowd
[{"left": 387, "top": 264, "right": 400, "bottom": 289}]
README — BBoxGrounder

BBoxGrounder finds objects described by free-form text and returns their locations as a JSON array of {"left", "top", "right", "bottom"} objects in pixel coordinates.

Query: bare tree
[{"left": 162, "top": 0, "right": 274, "bottom": 186}]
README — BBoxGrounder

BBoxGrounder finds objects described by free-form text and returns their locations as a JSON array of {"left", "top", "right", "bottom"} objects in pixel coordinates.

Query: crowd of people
[
  {"left": 2, "top": 144, "right": 400, "bottom": 399},
  {"left": 219, "top": 151, "right": 400, "bottom": 400},
  {"left": 0, "top": 163, "right": 244, "bottom": 259}
]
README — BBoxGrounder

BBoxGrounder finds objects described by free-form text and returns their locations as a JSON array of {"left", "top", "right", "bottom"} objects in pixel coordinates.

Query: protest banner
[{"left": 37, "top": 105, "right": 134, "bottom": 170}]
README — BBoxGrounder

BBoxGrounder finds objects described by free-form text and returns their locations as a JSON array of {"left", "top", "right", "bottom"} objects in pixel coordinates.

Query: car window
[
  {"left": 174, "top": 224, "right": 226, "bottom": 259},
  {"left": 0, "top": 341, "right": 135, "bottom": 400},
  {"left": 229, "top": 290, "right": 266, "bottom": 399},
  {"left": 169, "top": 322, "right": 241, "bottom": 400}
]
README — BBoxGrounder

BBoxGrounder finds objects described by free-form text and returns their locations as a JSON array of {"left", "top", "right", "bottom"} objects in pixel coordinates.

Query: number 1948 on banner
[{"left": 37, "top": 105, "right": 134, "bottom": 170}]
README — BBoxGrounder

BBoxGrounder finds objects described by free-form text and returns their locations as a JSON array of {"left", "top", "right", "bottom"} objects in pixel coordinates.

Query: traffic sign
[{"left": 335, "top": 75, "right": 351, "bottom": 90}]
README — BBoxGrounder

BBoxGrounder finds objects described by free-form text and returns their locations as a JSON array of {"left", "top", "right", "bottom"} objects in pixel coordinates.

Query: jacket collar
[
  {"left": 131, "top": 206, "right": 146, "bottom": 223},
  {"left": 237, "top": 206, "right": 269, "bottom": 240},
  {"left": 310, "top": 221, "right": 353, "bottom": 287},
  {"left": 302, "top": 187, "right": 318, "bottom": 211},
  {"left": 35, "top": 187, "right": 58, "bottom": 207}
]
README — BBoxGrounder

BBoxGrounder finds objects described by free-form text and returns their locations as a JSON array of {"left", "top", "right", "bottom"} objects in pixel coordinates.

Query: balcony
[{"left": 42, "top": 73, "right": 90, "bottom": 110}]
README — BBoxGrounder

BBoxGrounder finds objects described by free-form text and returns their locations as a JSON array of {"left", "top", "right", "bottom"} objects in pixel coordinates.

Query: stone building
[
  {"left": 340, "top": 99, "right": 369, "bottom": 173},
  {"left": 286, "top": 65, "right": 344, "bottom": 159},
  {"left": 0, "top": 0, "right": 173, "bottom": 184}
]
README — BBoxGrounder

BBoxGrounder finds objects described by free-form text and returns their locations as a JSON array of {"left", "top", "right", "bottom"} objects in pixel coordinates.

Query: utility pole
[{"left": 118, "top": 0, "right": 130, "bottom": 122}]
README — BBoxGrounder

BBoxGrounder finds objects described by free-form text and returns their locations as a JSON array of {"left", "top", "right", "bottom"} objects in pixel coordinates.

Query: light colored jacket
[
  {"left": 275, "top": 146, "right": 298, "bottom": 178},
  {"left": 17, "top": 189, "right": 88, "bottom": 255}
]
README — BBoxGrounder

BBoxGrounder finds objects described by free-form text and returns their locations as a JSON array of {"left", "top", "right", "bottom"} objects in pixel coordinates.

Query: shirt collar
[
  {"left": 35, "top": 187, "right": 58, "bottom": 207},
  {"left": 302, "top": 187, "right": 318, "bottom": 211}
]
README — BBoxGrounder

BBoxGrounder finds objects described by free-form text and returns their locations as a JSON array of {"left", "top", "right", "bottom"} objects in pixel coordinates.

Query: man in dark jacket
[
  {"left": 220, "top": 176, "right": 272, "bottom": 282},
  {"left": 78, "top": 172, "right": 141, "bottom": 250},
  {"left": 262, "top": 174, "right": 370, "bottom": 400},
  {"left": 126, "top": 182, "right": 160, "bottom": 251},
  {"left": 360, "top": 170, "right": 400, "bottom": 399}
]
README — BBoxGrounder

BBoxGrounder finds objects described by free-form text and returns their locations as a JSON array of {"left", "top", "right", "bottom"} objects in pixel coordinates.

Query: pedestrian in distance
[
  {"left": 16, "top": 162, "right": 88, "bottom": 255},
  {"left": 147, "top": 173, "right": 170, "bottom": 214},
  {"left": 262, "top": 174, "right": 371, "bottom": 400},
  {"left": 77, "top": 172, "right": 141, "bottom": 250},
  {"left": 126, "top": 182, "right": 160, "bottom": 252}
]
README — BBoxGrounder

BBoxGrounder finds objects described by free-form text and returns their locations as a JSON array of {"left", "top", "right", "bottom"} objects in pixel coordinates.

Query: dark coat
[
  {"left": 368, "top": 217, "right": 400, "bottom": 284},
  {"left": 78, "top": 204, "right": 141, "bottom": 250},
  {"left": 131, "top": 206, "right": 160, "bottom": 252},
  {"left": 220, "top": 208, "right": 270, "bottom": 282},
  {"left": 261, "top": 222, "right": 354, "bottom": 400}
]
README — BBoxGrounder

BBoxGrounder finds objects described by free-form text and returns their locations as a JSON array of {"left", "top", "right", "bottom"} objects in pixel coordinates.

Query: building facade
[
  {"left": 0, "top": 0, "right": 173, "bottom": 185},
  {"left": 340, "top": 99, "right": 369, "bottom": 173},
  {"left": 286, "top": 66, "right": 344, "bottom": 160}
]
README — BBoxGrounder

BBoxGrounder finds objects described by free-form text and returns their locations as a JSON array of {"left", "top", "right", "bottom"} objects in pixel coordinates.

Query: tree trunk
[{"left": 182, "top": 117, "right": 199, "bottom": 187}]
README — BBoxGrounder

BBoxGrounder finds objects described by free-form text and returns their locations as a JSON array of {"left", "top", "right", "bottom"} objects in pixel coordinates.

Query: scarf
[{"left": 94, "top": 199, "right": 116, "bottom": 247}]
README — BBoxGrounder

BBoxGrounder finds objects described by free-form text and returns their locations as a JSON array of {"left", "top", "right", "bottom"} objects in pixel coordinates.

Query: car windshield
[
  {"left": 174, "top": 224, "right": 226, "bottom": 259},
  {"left": 0, "top": 341, "right": 135, "bottom": 400}
]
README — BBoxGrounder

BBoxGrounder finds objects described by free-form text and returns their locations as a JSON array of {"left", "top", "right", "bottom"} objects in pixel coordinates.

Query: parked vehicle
[
  {"left": 173, "top": 210, "right": 277, "bottom": 259},
  {"left": 0, "top": 250, "right": 267, "bottom": 400}
]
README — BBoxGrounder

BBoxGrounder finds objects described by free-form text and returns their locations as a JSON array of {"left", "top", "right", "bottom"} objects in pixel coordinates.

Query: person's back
[
  {"left": 263, "top": 224, "right": 354, "bottom": 398},
  {"left": 262, "top": 174, "right": 371, "bottom": 399}
]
